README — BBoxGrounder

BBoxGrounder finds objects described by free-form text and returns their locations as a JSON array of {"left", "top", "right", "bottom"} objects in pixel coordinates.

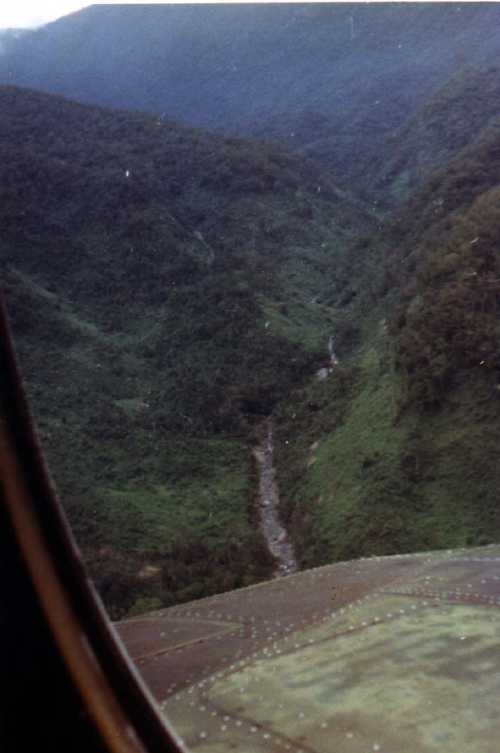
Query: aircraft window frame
[{"left": 0, "top": 295, "right": 184, "bottom": 753}]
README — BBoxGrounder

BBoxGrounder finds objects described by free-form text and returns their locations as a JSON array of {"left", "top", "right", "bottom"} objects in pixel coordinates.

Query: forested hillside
[
  {"left": 1, "top": 86, "right": 369, "bottom": 615},
  {"left": 3, "top": 4, "right": 500, "bottom": 188},
  {"left": 3, "top": 5, "right": 500, "bottom": 618},
  {"left": 274, "top": 97, "right": 500, "bottom": 568},
  {"left": 364, "top": 66, "right": 500, "bottom": 204}
]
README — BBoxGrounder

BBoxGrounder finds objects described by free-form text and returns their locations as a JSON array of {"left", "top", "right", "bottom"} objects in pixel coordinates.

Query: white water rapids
[{"left": 253, "top": 418, "right": 298, "bottom": 577}]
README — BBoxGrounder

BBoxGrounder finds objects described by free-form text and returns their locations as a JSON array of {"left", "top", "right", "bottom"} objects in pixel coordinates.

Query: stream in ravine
[{"left": 253, "top": 418, "right": 298, "bottom": 577}]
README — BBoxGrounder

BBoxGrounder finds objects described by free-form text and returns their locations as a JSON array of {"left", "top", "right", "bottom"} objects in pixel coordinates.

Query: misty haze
[{"left": 2, "top": 5, "right": 500, "bottom": 753}]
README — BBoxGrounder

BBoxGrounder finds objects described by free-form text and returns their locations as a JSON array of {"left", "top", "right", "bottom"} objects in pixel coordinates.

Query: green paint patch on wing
[{"left": 201, "top": 597, "right": 500, "bottom": 753}]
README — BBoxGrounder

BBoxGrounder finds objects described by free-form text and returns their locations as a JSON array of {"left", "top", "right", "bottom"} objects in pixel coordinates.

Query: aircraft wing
[{"left": 118, "top": 544, "right": 500, "bottom": 753}]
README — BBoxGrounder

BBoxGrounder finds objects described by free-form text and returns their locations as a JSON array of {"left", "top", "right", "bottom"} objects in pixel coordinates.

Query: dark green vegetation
[
  {"left": 274, "top": 80, "right": 500, "bottom": 569},
  {"left": 366, "top": 66, "right": 500, "bottom": 205},
  {"left": 1, "top": 86, "right": 370, "bottom": 616},
  {"left": 4, "top": 8, "right": 500, "bottom": 617}
]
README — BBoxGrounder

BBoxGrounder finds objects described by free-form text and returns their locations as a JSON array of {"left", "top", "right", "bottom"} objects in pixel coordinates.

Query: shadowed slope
[{"left": 366, "top": 66, "right": 500, "bottom": 204}]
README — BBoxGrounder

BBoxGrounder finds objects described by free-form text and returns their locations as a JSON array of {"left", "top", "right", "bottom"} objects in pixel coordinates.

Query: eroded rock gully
[{"left": 253, "top": 418, "right": 297, "bottom": 577}]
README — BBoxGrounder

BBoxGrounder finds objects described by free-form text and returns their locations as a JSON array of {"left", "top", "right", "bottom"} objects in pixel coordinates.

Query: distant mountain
[
  {"left": 0, "top": 28, "right": 30, "bottom": 38},
  {"left": 365, "top": 66, "right": 500, "bottom": 204},
  {"left": 3, "top": 4, "right": 500, "bottom": 187}
]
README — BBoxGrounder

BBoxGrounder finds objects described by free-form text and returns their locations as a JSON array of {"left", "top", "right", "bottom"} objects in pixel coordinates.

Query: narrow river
[{"left": 253, "top": 418, "right": 298, "bottom": 577}]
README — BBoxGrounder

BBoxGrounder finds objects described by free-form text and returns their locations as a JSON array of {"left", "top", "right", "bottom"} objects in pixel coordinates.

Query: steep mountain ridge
[
  {"left": 365, "top": 66, "right": 500, "bottom": 204},
  {"left": 3, "top": 4, "right": 500, "bottom": 188},
  {"left": 273, "top": 117, "right": 500, "bottom": 569}
]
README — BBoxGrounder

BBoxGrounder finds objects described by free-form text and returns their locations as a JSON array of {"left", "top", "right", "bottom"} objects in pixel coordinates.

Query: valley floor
[{"left": 253, "top": 418, "right": 297, "bottom": 577}]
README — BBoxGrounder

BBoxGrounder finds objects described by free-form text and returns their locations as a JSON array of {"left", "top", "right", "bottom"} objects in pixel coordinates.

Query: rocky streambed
[{"left": 253, "top": 418, "right": 297, "bottom": 577}]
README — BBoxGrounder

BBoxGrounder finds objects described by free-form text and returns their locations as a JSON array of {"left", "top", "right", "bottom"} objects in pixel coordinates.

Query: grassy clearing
[{"left": 94, "top": 439, "right": 253, "bottom": 555}]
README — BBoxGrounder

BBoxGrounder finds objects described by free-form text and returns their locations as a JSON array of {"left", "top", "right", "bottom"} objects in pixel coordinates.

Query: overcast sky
[
  {"left": 0, "top": 0, "right": 403, "bottom": 30},
  {"left": 0, "top": 0, "right": 324, "bottom": 31},
  {"left": 0, "top": 1, "right": 199, "bottom": 30},
  {"left": 0, "top": 2, "right": 88, "bottom": 29}
]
